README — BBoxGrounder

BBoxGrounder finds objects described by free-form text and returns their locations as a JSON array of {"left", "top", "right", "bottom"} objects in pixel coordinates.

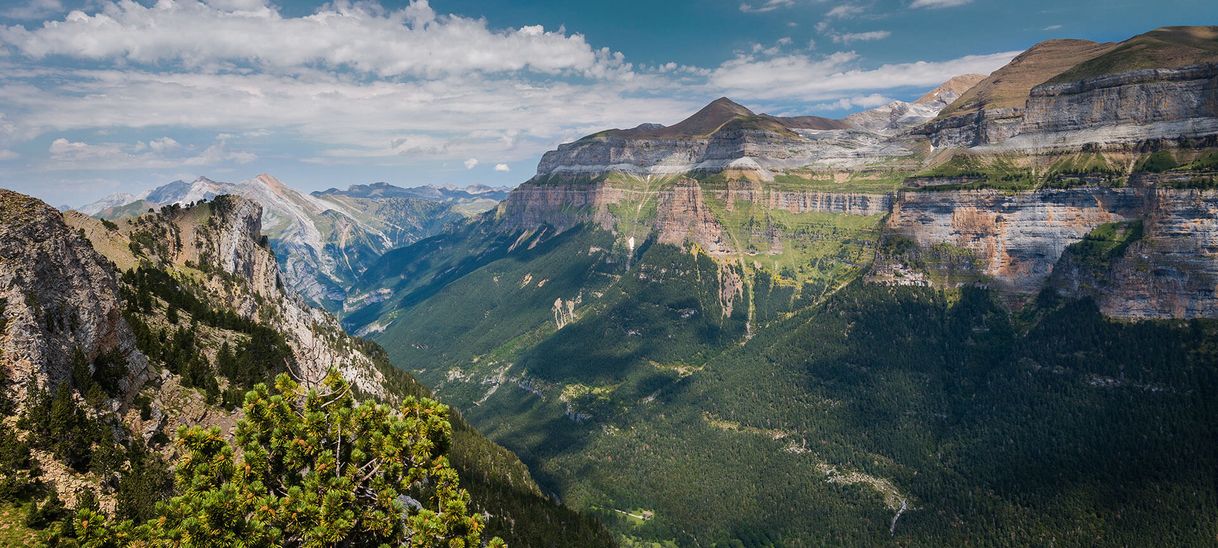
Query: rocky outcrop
[
  {"left": 916, "top": 107, "right": 1025, "bottom": 148},
  {"left": 206, "top": 195, "right": 281, "bottom": 300},
  {"left": 84, "top": 176, "right": 497, "bottom": 309},
  {"left": 0, "top": 189, "right": 149, "bottom": 401},
  {"left": 70, "top": 195, "right": 393, "bottom": 399}
]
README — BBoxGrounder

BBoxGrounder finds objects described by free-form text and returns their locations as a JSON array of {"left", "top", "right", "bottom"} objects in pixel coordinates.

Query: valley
[
  {"left": 330, "top": 25, "right": 1218, "bottom": 545},
  {"left": 3, "top": 17, "right": 1218, "bottom": 548}
]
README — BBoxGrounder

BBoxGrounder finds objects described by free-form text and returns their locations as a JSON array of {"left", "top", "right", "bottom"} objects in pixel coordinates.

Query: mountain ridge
[{"left": 82, "top": 176, "right": 504, "bottom": 309}]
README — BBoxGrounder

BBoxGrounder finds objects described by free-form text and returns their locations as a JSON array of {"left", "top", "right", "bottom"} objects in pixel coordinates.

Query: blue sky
[{"left": 0, "top": 0, "right": 1214, "bottom": 207}]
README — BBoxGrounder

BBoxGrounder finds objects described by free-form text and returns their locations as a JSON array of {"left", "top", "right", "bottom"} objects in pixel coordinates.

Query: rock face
[
  {"left": 498, "top": 176, "right": 890, "bottom": 254},
  {"left": 884, "top": 188, "right": 1147, "bottom": 294},
  {"left": 498, "top": 174, "right": 1218, "bottom": 320},
  {"left": 1050, "top": 188, "right": 1218, "bottom": 319},
  {"left": 61, "top": 193, "right": 395, "bottom": 398},
  {"left": 1003, "top": 63, "right": 1218, "bottom": 148},
  {"left": 0, "top": 189, "right": 149, "bottom": 400},
  {"left": 159, "top": 197, "right": 393, "bottom": 397},
  {"left": 207, "top": 195, "right": 282, "bottom": 300},
  {"left": 882, "top": 185, "right": 1218, "bottom": 318}
]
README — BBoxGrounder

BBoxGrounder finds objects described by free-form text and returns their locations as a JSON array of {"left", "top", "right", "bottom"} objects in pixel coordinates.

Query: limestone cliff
[
  {"left": 879, "top": 188, "right": 1147, "bottom": 294},
  {"left": 497, "top": 175, "right": 889, "bottom": 255},
  {"left": 1049, "top": 188, "right": 1218, "bottom": 319},
  {"left": 0, "top": 189, "right": 149, "bottom": 401}
]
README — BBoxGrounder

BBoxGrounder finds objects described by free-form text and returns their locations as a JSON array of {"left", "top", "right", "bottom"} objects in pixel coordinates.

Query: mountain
[
  {"left": 84, "top": 176, "right": 503, "bottom": 309},
  {"left": 844, "top": 73, "right": 987, "bottom": 134},
  {"left": 314, "top": 181, "right": 510, "bottom": 202},
  {"left": 535, "top": 96, "right": 908, "bottom": 179},
  {"left": 0, "top": 188, "right": 610, "bottom": 544},
  {"left": 920, "top": 27, "right": 1218, "bottom": 148},
  {"left": 341, "top": 25, "right": 1218, "bottom": 545},
  {"left": 76, "top": 192, "right": 138, "bottom": 216}
]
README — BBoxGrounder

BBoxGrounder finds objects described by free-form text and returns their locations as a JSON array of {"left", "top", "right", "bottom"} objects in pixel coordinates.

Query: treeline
[{"left": 120, "top": 265, "right": 295, "bottom": 408}]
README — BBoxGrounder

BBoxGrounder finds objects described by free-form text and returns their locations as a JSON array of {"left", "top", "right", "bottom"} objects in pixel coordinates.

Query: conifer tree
[{"left": 71, "top": 372, "right": 502, "bottom": 547}]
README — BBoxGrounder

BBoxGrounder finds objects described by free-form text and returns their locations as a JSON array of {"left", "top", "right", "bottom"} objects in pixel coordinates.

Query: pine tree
[
  {"left": 48, "top": 385, "right": 91, "bottom": 472},
  {"left": 71, "top": 372, "right": 504, "bottom": 547}
]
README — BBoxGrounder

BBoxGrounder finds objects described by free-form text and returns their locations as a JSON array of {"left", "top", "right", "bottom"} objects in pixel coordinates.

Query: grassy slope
[
  {"left": 1049, "top": 26, "right": 1218, "bottom": 84},
  {"left": 936, "top": 39, "right": 1116, "bottom": 118}
]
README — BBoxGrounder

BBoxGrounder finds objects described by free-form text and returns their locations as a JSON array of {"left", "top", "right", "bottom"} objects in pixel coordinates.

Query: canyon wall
[
  {"left": 498, "top": 177, "right": 1218, "bottom": 319},
  {"left": 1049, "top": 189, "right": 1218, "bottom": 319},
  {"left": 884, "top": 188, "right": 1147, "bottom": 294}
]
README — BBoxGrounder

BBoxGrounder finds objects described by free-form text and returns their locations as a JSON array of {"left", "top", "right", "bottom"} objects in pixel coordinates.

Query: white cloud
[
  {"left": 1, "top": 0, "right": 63, "bottom": 21},
  {"left": 740, "top": 0, "right": 796, "bottom": 13},
  {"left": 709, "top": 50, "right": 1019, "bottom": 101},
  {"left": 825, "top": 4, "right": 865, "bottom": 18},
  {"left": 46, "top": 136, "right": 254, "bottom": 170},
  {"left": 463, "top": 158, "right": 479, "bottom": 170},
  {"left": 1043, "top": 24, "right": 1063, "bottom": 31},
  {"left": 0, "top": 65, "right": 696, "bottom": 167},
  {"left": 0, "top": 0, "right": 1024, "bottom": 181},
  {"left": 910, "top": 0, "right": 972, "bottom": 8},
  {"left": 832, "top": 31, "right": 891, "bottom": 44},
  {"left": 0, "top": 1, "right": 626, "bottom": 78},
  {"left": 811, "top": 94, "right": 892, "bottom": 110},
  {"left": 494, "top": 163, "right": 510, "bottom": 172},
  {"left": 0, "top": 149, "right": 18, "bottom": 160}
]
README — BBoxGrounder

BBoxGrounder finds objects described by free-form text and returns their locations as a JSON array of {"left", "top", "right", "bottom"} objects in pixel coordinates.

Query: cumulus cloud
[
  {"left": 832, "top": 31, "right": 891, "bottom": 44},
  {"left": 0, "top": 65, "right": 696, "bottom": 166},
  {"left": 910, "top": 0, "right": 972, "bottom": 8},
  {"left": 463, "top": 158, "right": 479, "bottom": 170},
  {"left": 709, "top": 50, "right": 1018, "bottom": 101},
  {"left": 494, "top": 163, "right": 510, "bottom": 172},
  {"left": 0, "top": 0, "right": 625, "bottom": 78}
]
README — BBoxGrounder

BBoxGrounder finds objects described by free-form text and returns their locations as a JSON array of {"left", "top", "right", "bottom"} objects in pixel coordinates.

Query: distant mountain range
[{"left": 79, "top": 177, "right": 509, "bottom": 309}]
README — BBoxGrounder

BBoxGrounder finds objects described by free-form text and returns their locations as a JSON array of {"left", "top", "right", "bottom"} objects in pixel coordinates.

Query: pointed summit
[
  {"left": 583, "top": 97, "right": 758, "bottom": 140},
  {"left": 662, "top": 97, "right": 755, "bottom": 137}
]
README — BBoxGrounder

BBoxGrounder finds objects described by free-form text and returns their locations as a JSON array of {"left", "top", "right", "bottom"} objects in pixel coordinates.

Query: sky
[{"left": 0, "top": 0, "right": 1214, "bottom": 207}]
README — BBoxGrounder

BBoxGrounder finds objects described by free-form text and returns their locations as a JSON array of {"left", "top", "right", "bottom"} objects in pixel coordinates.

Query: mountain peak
[
  {"left": 914, "top": 74, "right": 987, "bottom": 106},
  {"left": 669, "top": 97, "right": 755, "bottom": 135}
]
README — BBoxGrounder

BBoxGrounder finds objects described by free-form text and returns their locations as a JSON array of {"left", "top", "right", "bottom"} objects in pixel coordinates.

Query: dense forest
[{"left": 365, "top": 223, "right": 1218, "bottom": 545}]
